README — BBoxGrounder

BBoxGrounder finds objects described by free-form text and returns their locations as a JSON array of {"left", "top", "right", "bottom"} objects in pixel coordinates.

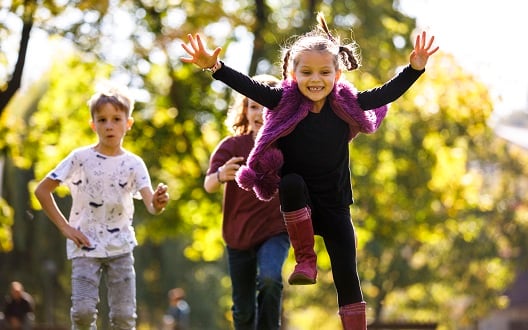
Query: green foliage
[
  {"left": 0, "top": 196, "right": 14, "bottom": 252},
  {"left": 29, "top": 58, "right": 112, "bottom": 179}
]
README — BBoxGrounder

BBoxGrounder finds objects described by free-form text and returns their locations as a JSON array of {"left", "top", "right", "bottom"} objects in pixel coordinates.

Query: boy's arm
[
  {"left": 139, "top": 183, "right": 169, "bottom": 215},
  {"left": 34, "top": 178, "right": 91, "bottom": 247}
]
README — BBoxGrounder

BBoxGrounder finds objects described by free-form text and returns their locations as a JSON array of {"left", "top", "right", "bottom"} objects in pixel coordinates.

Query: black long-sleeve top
[{"left": 213, "top": 64, "right": 424, "bottom": 208}]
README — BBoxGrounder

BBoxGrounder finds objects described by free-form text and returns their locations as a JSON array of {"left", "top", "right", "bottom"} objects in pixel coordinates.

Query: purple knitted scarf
[{"left": 236, "top": 79, "right": 388, "bottom": 201}]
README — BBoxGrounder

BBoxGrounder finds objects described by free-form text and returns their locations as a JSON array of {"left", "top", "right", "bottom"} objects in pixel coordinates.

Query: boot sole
[{"left": 288, "top": 274, "right": 316, "bottom": 285}]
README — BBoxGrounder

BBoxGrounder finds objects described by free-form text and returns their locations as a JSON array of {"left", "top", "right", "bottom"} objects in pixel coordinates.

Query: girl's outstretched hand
[
  {"left": 410, "top": 31, "right": 439, "bottom": 70},
  {"left": 181, "top": 33, "right": 222, "bottom": 70}
]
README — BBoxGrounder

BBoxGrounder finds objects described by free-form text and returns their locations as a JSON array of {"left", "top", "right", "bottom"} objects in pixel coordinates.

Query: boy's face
[{"left": 90, "top": 103, "right": 133, "bottom": 154}]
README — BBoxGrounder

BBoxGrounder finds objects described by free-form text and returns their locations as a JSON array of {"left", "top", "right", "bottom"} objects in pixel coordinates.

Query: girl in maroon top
[
  {"left": 184, "top": 13, "right": 438, "bottom": 329},
  {"left": 203, "top": 75, "right": 289, "bottom": 330}
]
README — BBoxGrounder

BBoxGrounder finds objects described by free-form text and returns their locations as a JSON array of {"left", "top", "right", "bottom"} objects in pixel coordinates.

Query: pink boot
[
  {"left": 283, "top": 207, "right": 317, "bottom": 285},
  {"left": 339, "top": 301, "right": 367, "bottom": 330}
]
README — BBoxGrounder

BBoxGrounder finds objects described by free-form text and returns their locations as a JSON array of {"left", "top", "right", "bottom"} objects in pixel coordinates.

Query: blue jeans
[{"left": 227, "top": 233, "right": 290, "bottom": 330}]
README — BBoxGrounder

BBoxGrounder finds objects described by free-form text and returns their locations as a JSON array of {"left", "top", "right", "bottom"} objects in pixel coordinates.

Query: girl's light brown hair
[{"left": 281, "top": 12, "right": 361, "bottom": 80}]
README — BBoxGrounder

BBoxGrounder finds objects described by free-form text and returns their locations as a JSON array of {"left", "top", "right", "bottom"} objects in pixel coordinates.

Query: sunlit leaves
[
  {"left": 0, "top": 197, "right": 14, "bottom": 252},
  {"left": 28, "top": 57, "right": 112, "bottom": 179}
]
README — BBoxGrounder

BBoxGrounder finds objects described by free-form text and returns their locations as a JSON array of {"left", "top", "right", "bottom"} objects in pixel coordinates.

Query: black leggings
[{"left": 279, "top": 173, "right": 363, "bottom": 306}]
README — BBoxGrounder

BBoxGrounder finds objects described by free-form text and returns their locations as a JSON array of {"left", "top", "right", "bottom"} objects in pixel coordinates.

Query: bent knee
[
  {"left": 233, "top": 309, "right": 254, "bottom": 325},
  {"left": 279, "top": 173, "right": 304, "bottom": 193},
  {"left": 259, "top": 275, "right": 283, "bottom": 290},
  {"left": 110, "top": 308, "right": 136, "bottom": 329},
  {"left": 71, "top": 304, "right": 97, "bottom": 326},
  {"left": 279, "top": 173, "right": 308, "bottom": 211}
]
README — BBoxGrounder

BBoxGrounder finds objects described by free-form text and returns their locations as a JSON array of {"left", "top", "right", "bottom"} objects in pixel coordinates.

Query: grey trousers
[{"left": 70, "top": 253, "right": 136, "bottom": 330}]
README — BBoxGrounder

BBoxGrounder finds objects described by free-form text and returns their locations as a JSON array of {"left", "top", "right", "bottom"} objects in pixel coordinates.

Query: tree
[
  {"left": 0, "top": 2, "right": 31, "bottom": 115},
  {"left": 0, "top": 0, "right": 117, "bottom": 116},
  {"left": 4, "top": 1, "right": 527, "bottom": 329}
]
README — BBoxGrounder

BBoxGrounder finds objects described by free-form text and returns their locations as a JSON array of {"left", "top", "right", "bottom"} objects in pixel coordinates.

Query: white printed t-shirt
[{"left": 47, "top": 146, "right": 151, "bottom": 259}]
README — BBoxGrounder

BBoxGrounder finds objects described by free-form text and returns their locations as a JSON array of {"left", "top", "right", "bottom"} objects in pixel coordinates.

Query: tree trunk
[{"left": 0, "top": 16, "right": 33, "bottom": 115}]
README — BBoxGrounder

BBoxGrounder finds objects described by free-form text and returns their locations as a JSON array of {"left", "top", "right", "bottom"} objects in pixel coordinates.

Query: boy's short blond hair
[{"left": 88, "top": 82, "right": 134, "bottom": 118}]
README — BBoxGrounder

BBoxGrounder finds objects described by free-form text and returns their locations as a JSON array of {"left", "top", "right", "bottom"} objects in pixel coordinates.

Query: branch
[{"left": 0, "top": 18, "right": 33, "bottom": 115}]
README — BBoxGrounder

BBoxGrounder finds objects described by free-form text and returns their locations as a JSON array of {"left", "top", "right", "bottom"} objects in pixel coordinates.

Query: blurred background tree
[{"left": 1, "top": 0, "right": 527, "bottom": 329}]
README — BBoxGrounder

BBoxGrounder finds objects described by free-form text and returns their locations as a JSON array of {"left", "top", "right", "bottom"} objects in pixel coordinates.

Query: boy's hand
[
  {"left": 152, "top": 183, "right": 169, "bottom": 212},
  {"left": 62, "top": 225, "right": 91, "bottom": 249}
]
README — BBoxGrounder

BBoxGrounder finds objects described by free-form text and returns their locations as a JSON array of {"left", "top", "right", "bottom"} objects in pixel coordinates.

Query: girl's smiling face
[{"left": 292, "top": 50, "right": 341, "bottom": 112}]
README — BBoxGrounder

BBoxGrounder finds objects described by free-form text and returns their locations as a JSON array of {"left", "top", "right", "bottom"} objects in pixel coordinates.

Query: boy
[{"left": 35, "top": 82, "right": 169, "bottom": 329}]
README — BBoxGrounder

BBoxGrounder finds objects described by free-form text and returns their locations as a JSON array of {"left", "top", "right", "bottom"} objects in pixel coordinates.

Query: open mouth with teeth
[{"left": 308, "top": 86, "right": 324, "bottom": 92}]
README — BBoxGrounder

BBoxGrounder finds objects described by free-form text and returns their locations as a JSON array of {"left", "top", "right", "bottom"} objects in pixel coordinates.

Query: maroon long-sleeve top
[{"left": 207, "top": 133, "right": 286, "bottom": 250}]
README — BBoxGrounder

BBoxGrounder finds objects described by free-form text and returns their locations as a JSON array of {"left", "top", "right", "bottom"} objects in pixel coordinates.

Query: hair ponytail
[
  {"left": 282, "top": 49, "right": 291, "bottom": 80},
  {"left": 339, "top": 45, "right": 359, "bottom": 70},
  {"left": 317, "top": 12, "right": 360, "bottom": 71},
  {"left": 316, "top": 12, "right": 337, "bottom": 44}
]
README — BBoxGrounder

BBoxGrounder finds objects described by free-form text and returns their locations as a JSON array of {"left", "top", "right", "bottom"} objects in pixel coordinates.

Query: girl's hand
[
  {"left": 217, "top": 156, "right": 245, "bottom": 183},
  {"left": 181, "top": 33, "right": 222, "bottom": 70},
  {"left": 410, "top": 31, "right": 439, "bottom": 70}
]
